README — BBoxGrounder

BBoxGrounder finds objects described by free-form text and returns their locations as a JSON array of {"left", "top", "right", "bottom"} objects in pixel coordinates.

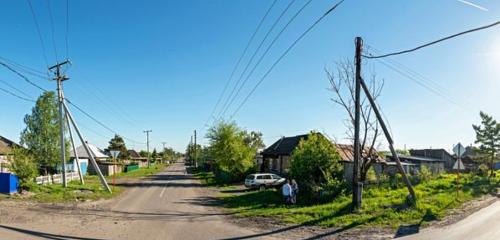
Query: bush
[
  {"left": 478, "top": 164, "right": 489, "bottom": 176},
  {"left": 8, "top": 147, "right": 38, "bottom": 191},
  {"left": 418, "top": 165, "right": 433, "bottom": 183}
]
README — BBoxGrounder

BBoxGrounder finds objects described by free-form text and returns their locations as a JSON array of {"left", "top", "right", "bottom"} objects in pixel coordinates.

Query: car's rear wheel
[{"left": 259, "top": 185, "right": 266, "bottom": 191}]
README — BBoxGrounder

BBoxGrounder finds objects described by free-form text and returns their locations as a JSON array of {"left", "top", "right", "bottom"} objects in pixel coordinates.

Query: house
[
  {"left": 386, "top": 155, "right": 445, "bottom": 174},
  {"left": 128, "top": 150, "right": 148, "bottom": 167},
  {"left": 261, "top": 133, "right": 385, "bottom": 181},
  {"left": 459, "top": 146, "right": 481, "bottom": 170},
  {"left": 409, "top": 148, "right": 455, "bottom": 171},
  {"left": 70, "top": 142, "right": 109, "bottom": 176},
  {"left": 0, "top": 135, "right": 22, "bottom": 173}
]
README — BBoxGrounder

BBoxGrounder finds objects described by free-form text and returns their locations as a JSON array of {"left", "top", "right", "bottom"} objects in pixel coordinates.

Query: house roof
[
  {"left": 128, "top": 150, "right": 147, "bottom": 159},
  {"left": 70, "top": 142, "right": 108, "bottom": 159},
  {"left": 409, "top": 149, "right": 454, "bottom": 160},
  {"left": 262, "top": 133, "right": 316, "bottom": 156},
  {"left": 387, "top": 154, "right": 445, "bottom": 163},
  {"left": 0, "top": 135, "right": 21, "bottom": 155},
  {"left": 262, "top": 133, "right": 384, "bottom": 163}
]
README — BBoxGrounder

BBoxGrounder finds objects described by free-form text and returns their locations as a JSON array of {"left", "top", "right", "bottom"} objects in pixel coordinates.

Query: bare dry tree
[{"left": 326, "top": 59, "right": 384, "bottom": 182}]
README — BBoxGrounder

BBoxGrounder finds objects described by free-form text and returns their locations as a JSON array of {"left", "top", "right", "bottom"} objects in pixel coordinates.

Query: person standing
[
  {"left": 282, "top": 179, "right": 292, "bottom": 204},
  {"left": 291, "top": 179, "right": 299, "bottom": 204}
]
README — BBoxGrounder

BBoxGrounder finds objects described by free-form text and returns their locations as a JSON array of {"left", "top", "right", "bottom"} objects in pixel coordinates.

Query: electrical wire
[
  {"left": 220, "top": 0, "right": 313, "bottom": 119},
  {"left": 46, "top": 0, "right": 59, "bottom": 62},
  {"left": 0, "top": 86, "right": 35, "bottom": 103},
  {"left": 204, "top": 0, "right": 278, "bottom": 128},
  {"left": 0, "top": 79, "right": 34, "bottom": 99},
  {"left": 0, "top": 61, "right": 48, "bottom": 92},
  {"left": 26, "top": 0, "right": 50, "bottom": 68},
  {"left": 65, "top": 0, "right": 69, "bottom": 59},
  {"left": 363, "top": 20, "right": 500, "bottom": 59},
  {"left": 217, "top": 0, "right": 298, "bottom": 120},
  {"left": 230, "top": 0, "right": 346, "bottom": 118}
]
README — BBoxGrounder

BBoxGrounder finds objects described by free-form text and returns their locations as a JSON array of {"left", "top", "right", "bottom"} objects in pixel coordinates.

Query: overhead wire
[
  {"left": 0, "top": 86, "right": 36, "bottom": 103},
  {"left": 204, "top": 0, "right": 278, "bottom": 128},
  {"left": 220, "top": 0, "right": 313, "bottom": 119},
  {"left": 65, "top": 0, "right": 69, "bottom": 59},
  {"left": 230, "top": 0, "right": 346, "bottom": 118},
  {"left": 0, "top": 79, "right": 34, "bottom": 99},
  {"left": 0, "top": 61, "right": 48, "bottom": 92},
  {"left": 363, "top": 20, "right": 500, "bottom": 59},
  {"left": 26, "top": 0, "right": 50, "bottom": 69},
  {"left": 217, "top": 0, "right": 298, "bottom": 120},
  {"left": 46, "top": 0, "right": 59, "bottom": 62}
]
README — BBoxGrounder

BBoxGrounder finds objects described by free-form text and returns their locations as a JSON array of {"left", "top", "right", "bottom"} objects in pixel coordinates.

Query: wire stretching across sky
[
  {"left": 216, "top": 0, "right": 298, "bottom": 121},
  {"left": 230, "top": 0, "right": 347, "bottom": 118},
  {"left": 220, "top": 0, "right": 312, "bottom": 119},
  {"left": 363, "top": 20, "right": 500, "bottom": 59},
  {"left": 203, "top": 0, "right": 278, "bottom": 128}
]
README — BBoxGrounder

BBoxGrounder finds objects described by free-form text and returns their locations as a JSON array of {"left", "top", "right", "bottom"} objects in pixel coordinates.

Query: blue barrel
[{"left": 0, "top": 173, "right": 18, "bottom": 194}]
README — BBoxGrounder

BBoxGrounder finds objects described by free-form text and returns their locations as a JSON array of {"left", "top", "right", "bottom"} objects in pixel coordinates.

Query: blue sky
[{"left": 0, "top": 0, "right": 499, "bottom": 152}]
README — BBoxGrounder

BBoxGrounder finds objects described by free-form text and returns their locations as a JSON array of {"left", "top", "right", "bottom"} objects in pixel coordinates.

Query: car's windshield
[{"left": 245, "top": 175, "right": 255, "bottom": 180}]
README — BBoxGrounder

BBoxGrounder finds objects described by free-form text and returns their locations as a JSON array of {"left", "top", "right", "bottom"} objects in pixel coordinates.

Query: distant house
[
  {"left": 70, "top": 142, "right": 109, "bottom": 176},
  {"left": 409, "top": 149, "right": 455, "bottom": 171},
  {"left": 459, "top": 146, "right": 481, "bottom": 170},
  {"left": 0, "top": 135, "right": 21, "bottom": 173},
  {"left": 261, "top": 133, "right": 385, "bottom": 181},
  {"left": 386, "top": 155, "right": 445, "bottom": 175},
  {"left": 128, "top": 150, "right": 148, "bottom": 167}
]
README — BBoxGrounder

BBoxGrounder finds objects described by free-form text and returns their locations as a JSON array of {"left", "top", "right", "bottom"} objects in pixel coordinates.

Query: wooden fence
[{"left": 35, "top": 172, "right": 81, "bottom": 185}]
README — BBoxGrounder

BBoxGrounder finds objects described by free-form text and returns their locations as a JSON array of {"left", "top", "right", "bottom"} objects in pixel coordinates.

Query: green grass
[
  {"left": 221, "top": 173, "right": 500, "bottom": 229},
  {"left": 109, "top": 163, "right": 167, "bottom": 179},
  {"left": 193, "top": 170, "right": 217, "bottom": 186}
]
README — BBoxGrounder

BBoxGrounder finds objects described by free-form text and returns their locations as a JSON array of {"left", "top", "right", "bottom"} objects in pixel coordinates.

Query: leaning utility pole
[
  {"left": 144, "top": 130, "right": 152, "bottom": 167},
  {"left": 49, "top": 60, "right": 71, "bottom": 188},
  {"left": 194, "top": 130, "right": 198, "bottom": 168},
  {"left": 352, "top": 37, "right": 362, "bottom": 209},
  {"left": 354, "top": 37, "right": 417, "bottom": 202}
]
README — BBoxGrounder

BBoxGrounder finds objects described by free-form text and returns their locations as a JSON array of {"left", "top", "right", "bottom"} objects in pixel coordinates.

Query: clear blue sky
[{"left": 0, "top": 0, "right": 499, "bottom": 152}]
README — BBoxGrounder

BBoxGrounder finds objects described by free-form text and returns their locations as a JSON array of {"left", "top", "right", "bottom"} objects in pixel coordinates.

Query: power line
[
  {"left": 217, "top": 0, "right": 298, "bottom": 121},
  {"left": 0, "top": 61, "right": 48, "bottom": 92},
  {"left": 204, "top": 0, "right": 278, "bottom": 128},
  {"left": 26, "top": 0, "right": 50, "bottom": 67},
  {"left": 65, "top": 0, "right": 69, "bottom": 59},
  {"left": 0, "top": 79, "right": 33, "bottom": 99},
  {"left": 0, "top": 86, "right": 35, "bottom": 103},
  {"left": 230, "top": 0, "right": 346, "bottom": 118},
  {"left": 363, "top": 20, "right": 500, "bottom": 59},
  {"left": 46, "top": 0, "right": 59, "bottom": 62}
]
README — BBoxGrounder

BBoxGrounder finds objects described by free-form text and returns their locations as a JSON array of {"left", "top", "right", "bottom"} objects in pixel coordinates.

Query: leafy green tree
[
  {"left": 185, "top": 142, "right": 201, "bottom": 165},
  {"left": 290, "top": 132, "right": 344, "bottom": 195},
  {"left": 107, "top": 134, "right": 129, "bottom": 160},
  {"left": 151, "top": 148, "right": 158, "bottom": 161},
  {"left": 139, "top": 150, "right": 149, "bottom": 158},
  {"left": 243, "top": 131, "right": 265, "bottom": 149},
  {"left": 20, "top": 91, "right": 68, "bottom": 175},
  {"left": 8, "top": 147, "right": 38, "bottom": 191},
  {"left": 206, "top": 121, "right": 256, "bottom": 183},
  {"left": 473, "top": 111, "right": 500, "bottom": 177}
]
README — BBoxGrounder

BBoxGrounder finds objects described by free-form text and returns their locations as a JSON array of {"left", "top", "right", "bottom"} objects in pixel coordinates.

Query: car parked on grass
[{"left": 244, "top": 173, "right": 286, "bottom": 190}]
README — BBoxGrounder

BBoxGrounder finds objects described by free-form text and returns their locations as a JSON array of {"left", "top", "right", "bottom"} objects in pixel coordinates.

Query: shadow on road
[
  {"left": 0, "top": 225, "right": 107, "bottom": 240},
  {"left": 394, "top": 209, "right": 438, "bottom": 238}
]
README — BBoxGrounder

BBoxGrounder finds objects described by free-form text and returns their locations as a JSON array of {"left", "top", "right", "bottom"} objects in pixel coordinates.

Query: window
[
  {"left": 256, "top": 175, "right": 264, "bottom": 180},
  {"left": 272, "top": 175, "right": 280, "bottom": 179},
  {"left": 263, "top": 175, "right": 272, "bottom": 180}
]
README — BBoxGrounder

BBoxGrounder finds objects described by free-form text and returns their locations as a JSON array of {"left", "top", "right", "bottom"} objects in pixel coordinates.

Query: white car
[{"left": 245, "top": 173, "right": 286, "bottom": 190}]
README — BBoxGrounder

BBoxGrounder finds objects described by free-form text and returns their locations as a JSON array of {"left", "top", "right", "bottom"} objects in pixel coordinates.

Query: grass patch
[
  {"left": 110, "top": 163, "right": 167, "bottom": 179},
  {"left": 221, "top": 173, "right": 500, "bottom": 228}
]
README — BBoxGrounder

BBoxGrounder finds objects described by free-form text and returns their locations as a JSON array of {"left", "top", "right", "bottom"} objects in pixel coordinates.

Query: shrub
[
  {"left": 478, "top": 164, "right": 489, "bottom": 176},
  {"left": 8, "top": 147, "right": 38, "bottom": 191},
  {"left": 418, "top": 165, "right": 433, "bottom": 183}
]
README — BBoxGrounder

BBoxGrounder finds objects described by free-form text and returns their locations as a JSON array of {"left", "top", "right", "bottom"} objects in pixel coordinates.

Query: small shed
[{"left": 386, "top": 155, "right": 445, "bottom": 175}]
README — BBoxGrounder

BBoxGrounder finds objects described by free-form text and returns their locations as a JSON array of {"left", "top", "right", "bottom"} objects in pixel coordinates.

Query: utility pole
[
  {"left": 352, "top": 37, "right": 362, "bottom": 209},
  {"left": 49, "top": 60, "right": 71, "bottom": 188},
  {"left": 144, "top": 130, "right": 152, "bottom": 167},
  {"left": 190, "top": 135, "right": 193, "bottom": 165},
  {"left": 194, "top": 130, "right": 198, "bottom": 168}
]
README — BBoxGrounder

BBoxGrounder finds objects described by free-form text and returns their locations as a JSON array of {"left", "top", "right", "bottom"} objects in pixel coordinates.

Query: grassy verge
[
  {"left": 221, "top": 173, "right": 500, "bottom": 229},
  {"left": 1, "top": 164, "right": 169, "bottom": 203}
]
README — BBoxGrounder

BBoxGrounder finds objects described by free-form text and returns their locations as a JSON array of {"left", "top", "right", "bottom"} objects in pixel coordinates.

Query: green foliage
[
  {"left": 290, "top": 132, "right": 344, "bottom": 199},
  {"left": 20, "top": 91, "right": 69, "bottom": 175},
  {"left": 221, "top": 173, "right": 500, "bottom": 228},
  {"left": 418, "top": 165, "right": 433, "bottom": 183},
  {"left": 206, "top": 121, "right": 256, "bottom": 183},
  {"left": 8, "top": 147, "right": 38, "bottom": 190},
  {"left": 478, "top": 164, "right": 490, "bottom": 176},
  {"left": 162, "top": 147, "right": 180, "bottom": 160},
  {"left": 107, "top": 134, "right": 129, "bottom": 160},
  {"left": 139, "top": 150, "right": 149, "bottom": 158},
  {"left": 366, "top": 167, "right": 378, "bottom": 182},
  {"left": 242, "top": 130, "right": 265, "bottom": 149},
  {"left": 472, "top": 111, "right": 500, "bottom": 177},
  {"left": 151, "top": 148, "right": 158, "bottom": 160}
]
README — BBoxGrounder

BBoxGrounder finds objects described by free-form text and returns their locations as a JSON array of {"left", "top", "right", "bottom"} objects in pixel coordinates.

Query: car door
[{"left": 262, "top": 174, "right": 272, "bottom": 186}]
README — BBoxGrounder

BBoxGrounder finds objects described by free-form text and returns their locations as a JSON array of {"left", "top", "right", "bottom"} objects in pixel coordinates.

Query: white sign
[
  {"left": 453, "top": 143, "right": 466, "bottom": 157},
  {"left": 453, "top": 158, "right": 465, "bottom": 170},
  {"left": 110, "top": 150, "right": 120, "bottom": 159}
]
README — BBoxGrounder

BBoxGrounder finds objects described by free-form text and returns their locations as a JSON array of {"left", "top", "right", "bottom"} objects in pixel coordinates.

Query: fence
[{"left": 35, "top": 172, "right": 81, "bottom": 185}]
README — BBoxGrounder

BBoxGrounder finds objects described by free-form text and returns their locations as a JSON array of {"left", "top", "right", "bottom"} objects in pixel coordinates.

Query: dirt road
[
  {"left": 400, "top": 199, "right": 500, "bottom": 240},
  {"left": 0, "top": 162, "right": 279, "bottom": 240}
]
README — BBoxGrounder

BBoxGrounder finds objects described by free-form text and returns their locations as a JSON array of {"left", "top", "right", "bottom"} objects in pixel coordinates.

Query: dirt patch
[{"left": 434, "top": 194, "right": 498, "bottom": 227}]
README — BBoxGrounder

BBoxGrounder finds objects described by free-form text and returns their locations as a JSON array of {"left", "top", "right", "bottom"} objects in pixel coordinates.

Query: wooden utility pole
[
  {"left": 352, "top": 37, "right": 362, "bottom": 209},
  {"left": 49, "top": 60, "right": 71, "bottom": 188},
  {"left": 144, "top": 130, "right": 152, "bottom": 167},
  {"left": 194, "top": 130, "right": 198, "bottom": 168}
]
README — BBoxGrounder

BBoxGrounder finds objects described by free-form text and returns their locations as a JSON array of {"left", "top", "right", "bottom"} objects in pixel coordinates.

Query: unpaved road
[
  {"left": 400, "top": 199, "right": 500, "bottom": 240},
  {"left": 0, "top": 162, "right": 279, "bottom": 240}
]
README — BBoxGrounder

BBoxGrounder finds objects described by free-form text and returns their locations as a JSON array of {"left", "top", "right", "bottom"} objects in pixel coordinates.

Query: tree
[
  {"left": 472, "top": 111, "right": 500, "bottom": 177},
  {"left": 290, "top": 132, "right": 344, "bottom": 193},
  {"left": 243, "top": 131, "right": 265, "bottom": 149},
  {"left": 206, "top": 121, "right": 256, "bottom": 183},
  {"left": 107, "top": 134, "right": 129, "bottom": 160},
  {"left": 326, "top": 59, "right": 383, "bottom": 182},
  {"left": 139, "top": 150, "right": 149, "bottom": 158},
  {"left": 151, "top": 148, "right": 158, "bottom": 161},
  {"left": 8, "top": 147, "right": 38, "bottom": 191},
  {"left": 185, "top": 142, "right": 201, "bottom": 165},
  {"left": 20, "top": 91, "right": 68, "bottom": 175}
]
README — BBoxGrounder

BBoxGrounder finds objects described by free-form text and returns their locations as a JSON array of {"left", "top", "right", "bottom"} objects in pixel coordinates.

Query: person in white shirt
[{"left": 282, "top": 179, "right": 292, "bottom": 204}]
